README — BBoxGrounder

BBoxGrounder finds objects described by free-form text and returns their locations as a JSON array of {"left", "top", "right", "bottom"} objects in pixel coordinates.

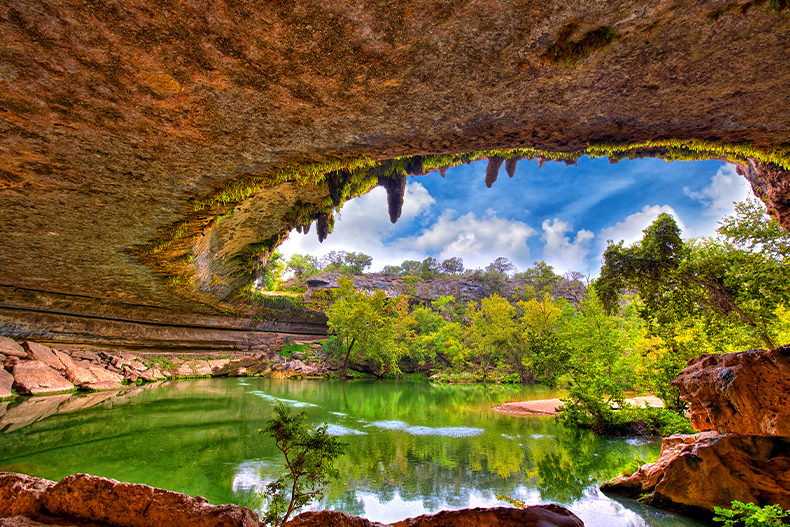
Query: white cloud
[
  {"left": 539, "top": 218, "right": 594, "bottom": 273},
  {"left": 684, "top": 164, "right": 750, "bottom": 217},
  {"left": 598, "top": 205, "right": 684, "bottom": 248},
  {"left": 278, "top": 183, "right": 435, "bottom": 270},
  {"left": 394, "top": 209, "right": 536, "bottom": 271}
]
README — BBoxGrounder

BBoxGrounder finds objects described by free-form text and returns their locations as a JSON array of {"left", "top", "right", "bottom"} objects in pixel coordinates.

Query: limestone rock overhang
[{"left": 0, "top": 0, "right": 788, "bottom": 338}]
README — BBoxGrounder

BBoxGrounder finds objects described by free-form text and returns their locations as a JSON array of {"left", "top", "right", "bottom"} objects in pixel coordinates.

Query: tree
[
  {"left": 286, "top": 254, "right": 321, "bottom": 279},
  {"left": 257, "top": 252, "right": 286, "bottom": 290},
  {"left": 441, "top": 257, "right": 464, "bottom": 276},
  {"left": 399, "top": 260, "right": 422, "bottom": 276},
  {"left": 258, "top": 403, "right": 345, "bottom": 526},
  {"left": 320, "top": 251, "right": 372, "bottom": 275},
  {"left": 420, "top": 256, "right": 441, "bottom": 280},
  {"left": 326, "top": 277, "right": 410, "bottom": 377},
  {"left": 717, "top": 197, "right": 790, "bottom": 260},
  {"left": 515, "top": 261, "right": 563, "bottom": 294},
  {"left": 598, "top": 212, "right": 790, "bottom": 350},
  {"left": 486, "top": 256, "right": 516, "bottom": 277}
]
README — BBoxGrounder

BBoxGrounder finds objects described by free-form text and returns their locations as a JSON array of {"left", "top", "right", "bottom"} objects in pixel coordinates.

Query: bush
[
  {"left": 558, "top": 389, "right": 694, "bottom": 437},
  {"left": 713, "top": 501, "right": 788, "bottom": 527}
]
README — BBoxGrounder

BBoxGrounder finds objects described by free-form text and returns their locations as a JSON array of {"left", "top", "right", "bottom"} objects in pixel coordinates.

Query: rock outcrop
[
  {"left": 601, "top": 432, "right": 790, "bottom": 516},
  {"left": 602, "top": 346, "right": 790, "bottom": 518},
  {"left": 0, "top": 473, "right": 584, "bottom": 527},
  {"left": 670, "top": 346, "right": 790, "bottom": 436}
]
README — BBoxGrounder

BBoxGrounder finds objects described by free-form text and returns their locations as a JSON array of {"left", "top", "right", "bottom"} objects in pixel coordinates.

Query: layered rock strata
[
  {"left": 602, "top": 346, "right": 790, "bottom": 518},
  {"left": 1, "top": 0, "right": 790, "bottom": 347},
  {"left": 0, "top": 473, "right": 584, "bottom": 527}
]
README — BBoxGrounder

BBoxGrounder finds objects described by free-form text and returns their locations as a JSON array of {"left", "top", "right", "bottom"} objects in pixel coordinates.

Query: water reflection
[{"left": 0, "top": 378, "right": 704, "bottom": 526}]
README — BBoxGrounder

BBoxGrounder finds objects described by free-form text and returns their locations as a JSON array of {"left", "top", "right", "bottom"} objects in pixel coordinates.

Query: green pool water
[{"left": 0, "top": 378, "right": 705, "bottom": 526}]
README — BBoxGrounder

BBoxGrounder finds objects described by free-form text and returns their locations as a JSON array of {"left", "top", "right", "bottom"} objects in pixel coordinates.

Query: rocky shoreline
[
  {"left": 1, "top": 336, "right": 337, "bottom": 400},
  {"left": 601, "top": 345, "right": 790, "bottom": 519},
  {"left": 0, "top": 472, "right": 584, "bottom": 527}
]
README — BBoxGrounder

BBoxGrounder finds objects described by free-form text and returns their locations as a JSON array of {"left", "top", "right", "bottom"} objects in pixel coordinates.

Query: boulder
[
  {"left": 208, "top": 359, "right": 230, "bottom": 375},
  {"left": 389, "top": 506, "right": 585, "bottom": 527},
  {"left": 83, "top": 365, "right": 124, "bottom": 391},
  {"left": 11, "top": 362, "right": 74, "bottom": 395},
  {"left": 0, "top": 339, "right": 26, "bottom": 359},
  {"left": 602, "top": 432, "right": 790, "bottom": 518},
  {"left": 43, "top": 474, "right": 260, "bottom": 527},
  {"left": 51, "top": 351, "right": 122, "bottom": 391},
  {"left": 285, "top": 511, "right": 386, "bottom": 527},
  {"left": 70, "top": 351, "right": 101, "bottom": 362},
  {"left": 0, "top": 369, "right": 13, "bottom": 399},
  {"left": 0, "top": 473, "right": 55, "bottom": 518},
  {"left": 671, "top": 346, "right": 790, "bottom": 436},
  {"left": 21, "top": 343, "right": 64, "bottom": 372}
]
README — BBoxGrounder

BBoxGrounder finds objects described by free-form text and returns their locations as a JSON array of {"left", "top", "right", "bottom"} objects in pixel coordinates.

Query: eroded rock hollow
[{"left": 0, "top": 0, "right": 789, "bottom": 346}]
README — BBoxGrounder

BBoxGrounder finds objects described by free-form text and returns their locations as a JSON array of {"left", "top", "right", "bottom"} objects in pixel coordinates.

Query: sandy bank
[{"left": 492, "top": 395, "right": 664, "bottom": 417}]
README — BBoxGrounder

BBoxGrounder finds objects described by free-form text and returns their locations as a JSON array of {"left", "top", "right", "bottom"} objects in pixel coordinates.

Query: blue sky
[{"left": 279, "top": 156, "right": 750, "bottom": 276}]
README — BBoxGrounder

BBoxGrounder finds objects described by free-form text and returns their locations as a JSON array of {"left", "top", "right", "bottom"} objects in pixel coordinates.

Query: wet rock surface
[{"left": 671, "top": 346, "right": 790, "bottom": 436}]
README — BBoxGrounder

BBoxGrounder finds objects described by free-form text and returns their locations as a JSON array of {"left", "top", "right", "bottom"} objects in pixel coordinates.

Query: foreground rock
[
  {"left": 602, "top": 346, "right": 790, "bottom": 518},
  {"left": 11, "top": 362, "right": 74, "bottom": 396},
  {"left": 0, "top": 473, "right": 259, "bottom": 527},
  {"left": 388, "top": 505, "right": 585, "bottom": 527},
  {"left": 0, "top": 473, "right": 55, "bottom": 518},
  {"left": 671, "top": 346, "right": 790, "bottom": 436},
  {"left": 0, "top": 473, "right": 584, "bottom": 527},
  {"left": 602, "top": 432, "right": 790, "bottom": 518}
]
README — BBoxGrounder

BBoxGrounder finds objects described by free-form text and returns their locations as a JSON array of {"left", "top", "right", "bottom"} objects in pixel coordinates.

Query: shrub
[{"left": 713, "top": 501, "right": 788, "bottom": 527}]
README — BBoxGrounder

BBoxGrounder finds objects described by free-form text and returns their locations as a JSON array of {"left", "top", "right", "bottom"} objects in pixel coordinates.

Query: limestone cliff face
[{"left": 0, "top": 0, "right": 789, "bottom": 343}]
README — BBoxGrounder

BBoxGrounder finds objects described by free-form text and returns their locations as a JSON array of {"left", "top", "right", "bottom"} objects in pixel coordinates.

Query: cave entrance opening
[{"left": 278, "top": 155, "right": 752, "bottom": 278}]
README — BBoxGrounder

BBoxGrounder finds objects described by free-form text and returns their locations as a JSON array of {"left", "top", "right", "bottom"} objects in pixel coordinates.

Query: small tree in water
[{"left": 258, "top": 402, "right": 345, "bottom": 526}]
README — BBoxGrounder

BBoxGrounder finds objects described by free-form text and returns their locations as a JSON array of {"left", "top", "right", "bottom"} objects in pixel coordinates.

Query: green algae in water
[{"left": 0, "top": 378, "right": 704, "bottom": 526}]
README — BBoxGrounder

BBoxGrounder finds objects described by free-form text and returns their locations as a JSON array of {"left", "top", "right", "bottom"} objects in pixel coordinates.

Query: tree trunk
[{"left": 341, "top": 338, "right": 356, "bottom": 378}]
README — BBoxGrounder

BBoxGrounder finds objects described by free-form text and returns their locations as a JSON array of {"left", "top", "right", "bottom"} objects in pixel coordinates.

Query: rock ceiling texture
[{"left": 0, "top": 0, "right": 788, "bottom": 346}]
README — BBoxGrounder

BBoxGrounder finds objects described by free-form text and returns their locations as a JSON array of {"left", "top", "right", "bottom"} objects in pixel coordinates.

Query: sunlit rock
[
  {"left": 11, "top": 362, "right": 74, "bottom": 396},
  {"left": 0, "top": 339, "right": 26, "bottom": 359},
  {"left": 0, "top": 473, "right": 54, "bottom": 519},
  {"left": 602, "top": 432, "right": 790, "bottom": 518},
  {"left": 21, "top": 343, "right": 64, "bottom": 372},
  {"left": 43, "top": 474, "right": 261, "bottom": 527},
  {"left": 671, "top": 345, "right": 790, "bottom": 436}
]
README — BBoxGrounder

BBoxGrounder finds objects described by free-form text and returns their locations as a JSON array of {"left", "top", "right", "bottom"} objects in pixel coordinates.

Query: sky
[{"left": 278, "top": 156, "right": 751, "bottom": 276}]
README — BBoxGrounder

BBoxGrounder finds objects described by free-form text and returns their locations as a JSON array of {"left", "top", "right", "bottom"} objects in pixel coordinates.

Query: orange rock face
[
  {"left": 43, "top": 474, "right": 261, "bottom": 527},
  {"left": 389, "top": 505, "right": 585, "bottom": 527},
  {"left": 671, "top": 346, "right": 790, "bottom": 436},
  {"left": 602, "top": 432, "right": 790, "bottom": 518}
]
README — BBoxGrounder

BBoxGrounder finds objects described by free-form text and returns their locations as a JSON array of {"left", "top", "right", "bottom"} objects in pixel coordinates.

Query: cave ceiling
[{"left": 0, "top": 0, "right": 789, "bottom": 325}]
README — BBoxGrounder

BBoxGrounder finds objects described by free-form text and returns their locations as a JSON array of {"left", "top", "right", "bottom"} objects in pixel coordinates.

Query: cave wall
[{"left": 0, "top": 0, "right": 789, "bottom": 344}]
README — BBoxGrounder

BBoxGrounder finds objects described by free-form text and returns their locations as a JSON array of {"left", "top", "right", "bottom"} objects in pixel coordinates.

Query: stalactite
[
  {"left": 485, "top": 156, "right": 505, "bottom": 188},
  {"left": 302, "top": 220, "right": 311, "bottom": 235},
  {"left": 378, "top": 174, "right": 407, "bottom": 224},
  {"left": 505, "top": 157, "right": 522, "bottom": 178},
  {"left": 317, "top": 212, "right": 334, "bottom": 243}
]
